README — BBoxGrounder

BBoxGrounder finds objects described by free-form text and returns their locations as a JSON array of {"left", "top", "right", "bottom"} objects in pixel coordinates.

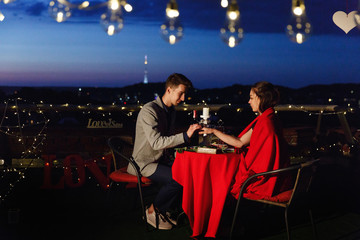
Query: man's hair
[
  {"left": 251, "top": 81, "right": 280, "bottom": 113},
  {"left": 165, "top": 73, "right": 193, "bottom": 90}
]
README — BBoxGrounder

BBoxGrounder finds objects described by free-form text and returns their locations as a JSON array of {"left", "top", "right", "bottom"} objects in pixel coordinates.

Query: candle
[{"left": 202, "top": 107, "right": 209, "bottom": 118}]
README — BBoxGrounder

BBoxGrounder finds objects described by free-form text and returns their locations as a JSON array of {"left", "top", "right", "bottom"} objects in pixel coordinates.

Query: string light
[
  {"left": 0, "top": 98, "right": 356, "bottom": 199},
  {"left": 47, "top": 0, "right": 133, "bottom": 36},
  {"left": 0, "top": 98, "right": 49, "bottom": 202},
  {"left": 275, "top": 104, "right": 351, "bottom": 116}
]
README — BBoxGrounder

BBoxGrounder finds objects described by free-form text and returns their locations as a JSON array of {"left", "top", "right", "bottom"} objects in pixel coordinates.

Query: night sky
[{"left": 0, "top": 0, "right": 359, "bottom": 89}]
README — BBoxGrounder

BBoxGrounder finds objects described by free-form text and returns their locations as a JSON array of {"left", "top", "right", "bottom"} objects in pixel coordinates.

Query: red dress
[{"left": 230, "top": 107, "right": 290, "bottom": 200}]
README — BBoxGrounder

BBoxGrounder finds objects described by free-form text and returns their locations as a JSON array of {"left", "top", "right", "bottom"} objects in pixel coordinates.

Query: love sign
[{"left": 332, "top": 11, "right": 357, "bottom": 34}]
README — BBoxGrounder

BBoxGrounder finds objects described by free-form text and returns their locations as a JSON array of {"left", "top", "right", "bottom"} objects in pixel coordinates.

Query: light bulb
[
  {"left": 2, "top": 0, "right": 16, "bottom": 4},
  {"left": 166, "top": 0, "right": 179, "bottom": 18},
  {"left": 123, "top": 3, "right": 132, "bottom": 12},
  {"left": 109, "top": 0, "right": 120, "bottom": 10},
  {"left": 100, "top": 5, "right": 124, "bottom": 36},
  {"left": 226, "top": 1, "right": 240, "bottom": 21},
  {"left": 293, "top": 7, "right": 303, "bottom": 16},
  {"left": 48, "top": 0, "right": 72, "bottom": 23},
  {"left": 355, "top": 0, "right": 360, "bottom": 30},
  {"left": 0, "top": 11, "right": 4, "bottom": 22},
  {"left": 160, "top": 0, "right": 183, "bottom": 44},
  {"left": 221, "top": 0, "right": 228, "bottom": 8},
  {"left": 292, "top": 0, "right": 305, "bottom": 16},
  {"left": 160, "top": 18, "right": 183, "bottom": 44},
  {"left": 220, "top": 0, "right": 243, "bottom": 47},
  {"left": 355, "top": 12, "right": 360, "bottom": 29},
  {"left": 79, "top": 1, "right": 89, "bottom": 9},
  {"left": 286, "top": 0, "right": 312, "bottom": 44}
]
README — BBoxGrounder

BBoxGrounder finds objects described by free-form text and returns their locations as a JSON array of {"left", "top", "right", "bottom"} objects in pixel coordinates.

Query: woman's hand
[
  {"left": 199, "top": 127, "right": 215, "bottom": 135},
  {"left": 199, "top": 127, "right": 252, "bottom": 149}
]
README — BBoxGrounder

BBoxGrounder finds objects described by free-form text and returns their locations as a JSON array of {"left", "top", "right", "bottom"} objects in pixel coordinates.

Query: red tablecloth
[{"left": 172, "top": 151, "right": 241, "bottom": 238}]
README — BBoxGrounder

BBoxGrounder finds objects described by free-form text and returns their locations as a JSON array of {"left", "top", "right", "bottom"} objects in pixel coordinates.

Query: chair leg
[
  {"left": 137, "top": 182, "right": 149, "bottom": 230},
  {"left": 285, "top": 207, "right": 291, "bottom": 240},
  {"left": 229, "top": 197, "right": 243, "bottom": 240},
  {"left": 176, "top": 211, "right": 186, "bottom": 225},
  {"left": 309, "top": 209, "right": 318, "bottom": 240}
]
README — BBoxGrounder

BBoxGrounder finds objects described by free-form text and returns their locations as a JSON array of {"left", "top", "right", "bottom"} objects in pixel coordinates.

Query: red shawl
[{"left": 230, "top": 108, "right": 290, "bottom": 200}]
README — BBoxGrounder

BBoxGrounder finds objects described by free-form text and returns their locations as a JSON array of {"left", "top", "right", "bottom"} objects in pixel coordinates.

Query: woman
[{"left": 200, "top": 81, "right": 290, "bottom": 200}]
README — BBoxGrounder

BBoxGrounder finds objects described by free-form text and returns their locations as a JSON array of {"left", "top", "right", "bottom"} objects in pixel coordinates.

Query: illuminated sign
[{"left": 87, "top": 118, "right": 123, "bottom": 128}]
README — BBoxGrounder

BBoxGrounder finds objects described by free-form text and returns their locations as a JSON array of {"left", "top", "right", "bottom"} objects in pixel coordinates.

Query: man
[{"left": 128, "top": 73, "right": 201, "bottom": 230}]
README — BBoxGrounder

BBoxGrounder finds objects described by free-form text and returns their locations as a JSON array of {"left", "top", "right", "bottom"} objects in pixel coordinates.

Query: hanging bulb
[
  {"left": 160, "top": 0, "right": 183, "bottom": 45},
  {"left": 221, "top": 0, "right": 228, "bottom": 8},
  {"left": 2, "top": 0, "right": 16, "bottom": 4},
  {"left": 160, "top": 18, "right": 183, "bottom": 44},
  {"left": 355, "top": 1, "right": 360, "bottom": 29},
  {"left": 48, "top": 0, "right": 72, "bottom": 23},
  {"left": 0, "top": 0, "right": 16, "bottom": 22},
  {"left": 355, "top": 11, "right": 360, "bottom": 29},
  {"left": 100, "top": 0, "right": 124, "bottom": 36},
  {"left": 292, "top": 0, "right": 305, "bottom": 16},
  {"left": 220, "top": 0, "right": 243, "bottom": 48},
  {"left": 109, "top": 0, "right": 120, "bottom": 10},
  {"left": 121, "top": 1, "right": 132, "bottom": 13},
  {"left": 78, "top": 1, "right": 90, "bottom": 9},
  {"left": 0, "top": 11, "right": 4, "bottom": 22},
  {"left": 166, "top": 0, "right": 179, "bottom": 18},
  {"left": 286, "top": 0, "right": 312, "bottom": 44}
]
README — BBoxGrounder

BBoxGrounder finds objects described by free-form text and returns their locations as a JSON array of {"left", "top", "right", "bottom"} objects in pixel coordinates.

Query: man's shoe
[{"left": 145, "top": 208, "right": 172, "bottom": 230}]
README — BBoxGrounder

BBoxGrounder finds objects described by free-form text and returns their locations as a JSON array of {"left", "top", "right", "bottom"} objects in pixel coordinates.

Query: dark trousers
[{"left": 148, "top": 163, "right": 182, "bottom": 214}]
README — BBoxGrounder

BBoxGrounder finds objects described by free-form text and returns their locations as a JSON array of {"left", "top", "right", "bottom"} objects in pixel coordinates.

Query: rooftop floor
[{"left": 1, "top": 163, "right": 360, "bottom": 240}]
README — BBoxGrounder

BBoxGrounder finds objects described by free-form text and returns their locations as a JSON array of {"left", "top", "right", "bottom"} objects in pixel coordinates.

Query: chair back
[
  {"left": 107, "top": 136, "right": 142, "bottom": 178},
  {"left": 287, "top": 159, "right": 319, "bottom": 206}
]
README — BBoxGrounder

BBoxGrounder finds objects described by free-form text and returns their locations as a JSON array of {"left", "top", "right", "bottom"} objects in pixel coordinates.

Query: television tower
[{"left": 143, "top": 55, "right": 148, "bottom": 84}]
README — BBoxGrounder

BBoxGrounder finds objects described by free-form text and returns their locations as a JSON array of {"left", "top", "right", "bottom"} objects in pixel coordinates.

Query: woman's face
[{"left": 248, "top": 89, "right": 261, "bottom": 113}]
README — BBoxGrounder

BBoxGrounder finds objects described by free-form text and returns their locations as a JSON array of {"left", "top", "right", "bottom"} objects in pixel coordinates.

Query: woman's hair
[
  {"left": 251, "top": 81, "right": 280, "bottom": 113},
  {"left": 165, "top": 73, "right": 193, "bottom": 90}
]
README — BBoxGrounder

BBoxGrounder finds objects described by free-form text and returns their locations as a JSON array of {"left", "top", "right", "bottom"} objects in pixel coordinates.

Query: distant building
[{"left": 143, "top": 55, "right": 148, "bottom": 84}]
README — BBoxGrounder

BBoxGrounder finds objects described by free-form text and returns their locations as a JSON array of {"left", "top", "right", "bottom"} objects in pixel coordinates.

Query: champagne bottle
[{"left": 190, "top": 110, "right": 199, "bottom": 146}]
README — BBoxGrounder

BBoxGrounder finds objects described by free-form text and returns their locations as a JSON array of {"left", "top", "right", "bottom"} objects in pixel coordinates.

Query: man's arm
[{"left": 140, "top": 106, "right": 185, "bottom": 150}]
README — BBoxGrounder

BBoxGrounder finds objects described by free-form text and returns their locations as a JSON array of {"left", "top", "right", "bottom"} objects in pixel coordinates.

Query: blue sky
[{"left": 0, "top": 0, "right": 359, "bottom": 89}]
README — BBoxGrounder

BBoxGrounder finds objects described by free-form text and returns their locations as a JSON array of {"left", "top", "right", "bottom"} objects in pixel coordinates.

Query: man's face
[{"left": 168, "top": 84, "right": 187, "bottom": 106}]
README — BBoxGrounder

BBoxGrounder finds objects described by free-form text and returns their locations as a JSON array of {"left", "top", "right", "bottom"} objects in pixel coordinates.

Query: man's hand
[{"left": 186, "top": 124, "right": 202, "bottom": 138}]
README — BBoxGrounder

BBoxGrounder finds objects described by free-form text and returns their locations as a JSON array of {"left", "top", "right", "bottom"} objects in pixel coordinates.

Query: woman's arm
[{"left": 199, "top": 127, "right": 253, "bottom": 148}]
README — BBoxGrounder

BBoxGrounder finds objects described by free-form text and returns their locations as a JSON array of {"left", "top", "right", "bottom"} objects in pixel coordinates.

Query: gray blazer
[{"left": 127, "top": 97, "right": 185, "bottom": 177}]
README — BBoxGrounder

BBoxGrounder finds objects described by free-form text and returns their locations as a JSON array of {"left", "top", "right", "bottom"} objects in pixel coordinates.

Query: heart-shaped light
[{"left": 332, "top": 11, "right": 357, "bottom": 34}]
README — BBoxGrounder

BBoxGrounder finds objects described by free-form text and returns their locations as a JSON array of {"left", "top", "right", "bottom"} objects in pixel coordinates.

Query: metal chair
[
  {"left": 107, "top": 136, "right": 152, "bottom": 228},
  {"left": 229, "top": 159, "right": 319, "bottom": 240}
]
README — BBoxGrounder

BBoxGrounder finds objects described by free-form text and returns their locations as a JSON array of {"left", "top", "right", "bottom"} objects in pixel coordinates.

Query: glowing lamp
[
  {"left": 286, "top": 0, "right": 312, "bottom": 44},
  {"left": 160, "top": 0, "right": 183, "bottom": 44},
  {"left": 220, "top": 0, "right": 243, "bottom": 47}
]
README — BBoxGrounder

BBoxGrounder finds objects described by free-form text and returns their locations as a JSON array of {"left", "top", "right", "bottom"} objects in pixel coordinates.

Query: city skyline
[{"left": 0, "top": 0, "right": 359, "bottom": 89}]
